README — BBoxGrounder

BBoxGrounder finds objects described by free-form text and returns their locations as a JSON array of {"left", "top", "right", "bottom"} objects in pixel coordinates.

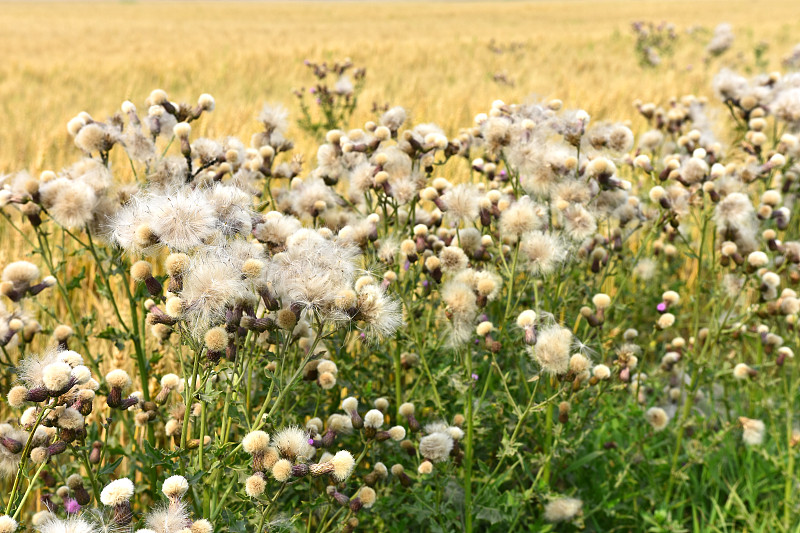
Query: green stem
[
  {"left": 502, "top": 242, "right": 520, "bottom": 328},
  {"left": 393, "top": 341, "right": 403, "bottom": 417},
  {"left": 122, "top": 270, "right": 151, "bottom": 402},
  {"left": 5, "top": 405, "right": 49, "bottom": 515},
  {"left": 784, "top": 355, "right": 797, "bottom": 530},
  {"left": 10, "top": 461, "right": 48, "bottom": 521},
  {"left": 541, "top": 377, "right": 555, "bottom": 486},
  {"left": 181, "top": 341, "right": 203, "bottom": 450},
  {"left": 464, "top": 349, "right": 474, "bottom": 533}
]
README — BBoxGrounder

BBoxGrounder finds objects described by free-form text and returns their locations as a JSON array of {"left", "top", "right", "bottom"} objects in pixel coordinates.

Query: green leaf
[
  {"left": 99, "top": 456, "right": 124, "bottom": 476},
  {"left": 96, "top": 326, "right": 130, "bottom": 351},
  {"left": 66, "top": 266, "right": 86, "bottom": 291}
]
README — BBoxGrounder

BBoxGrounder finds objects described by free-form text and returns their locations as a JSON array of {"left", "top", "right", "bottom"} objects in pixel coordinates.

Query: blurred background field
[{"left": 2, "top": 0, "right": 800, "bottom": 176}]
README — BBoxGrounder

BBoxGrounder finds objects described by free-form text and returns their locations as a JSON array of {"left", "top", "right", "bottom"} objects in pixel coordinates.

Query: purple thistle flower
[{"left": 64, "top": 497, "right": 80, "bottom": 514}]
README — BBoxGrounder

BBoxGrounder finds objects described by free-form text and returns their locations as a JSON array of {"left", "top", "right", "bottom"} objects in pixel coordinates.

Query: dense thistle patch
[{"left": 1, "top": 32, "right": 800, "bottom": 531}]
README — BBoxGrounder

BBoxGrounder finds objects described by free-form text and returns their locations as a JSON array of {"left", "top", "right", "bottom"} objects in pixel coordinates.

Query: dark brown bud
[
  {"left": 291, "top": 464, "right": 310, "bottom": 478},
  {"left": 75, "top": 486, "right": 91, "bottom": 505},
  {"left": 25, "top": 386, "right": 49, "bottom": 403},
  {"left": 0, "top": 436, "right": 23, "bottom": 454},
  {"left": 349, "top": 497, "right": 363, "bottom": 513},
  {"left": 47, "top": 440, "right": 67, "bottom": 456},
  {"left": 113, "top": 501, "right": 133, "bottom": 526},
  {"left": 89, "top": 441, "right": 102, "bottom": 464},
  {"left": 400, "top": 439, "right": 416, "bottom": 456},
  {"left": 332, "top": 490, "right": 350, "bottom": 507}
]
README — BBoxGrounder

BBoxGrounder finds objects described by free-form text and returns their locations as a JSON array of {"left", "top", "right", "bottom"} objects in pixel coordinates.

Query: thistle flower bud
[
  {"left": 544, "top": 497, "right": 583, "bottom": 523},
  {"left": 417, "top": 460, "right": 433, "bottom": 475},
  {"left": 657, "top": 313, "right": 675, "bottom": 329},
  {"left": 341, "top": 397, "right": 363, "bottom": 429},
  {"left": 276, "top": 309, "right": 297, "bottom": 331},
  {"left": 204, "top": 327, "right": 228, "bottom": 363},
  {"left": 390, "top": 464, "right": 413, "bottom": 487},
  {"left": 131, "top": 261, "right": 163, "bottom": 297},
  {"left": 327, "top": 486, "right": 351, "bottom": 507},
  {"left": 198, "top": 93, "right": 215, "bottom": 112},
  {"left": 399, "top": 402, "right": 420, "bottom": 431}
]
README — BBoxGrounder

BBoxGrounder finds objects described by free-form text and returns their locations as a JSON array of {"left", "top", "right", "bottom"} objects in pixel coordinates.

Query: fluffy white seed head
[
  {"left": 331, "top": 450, "right": 355, "bottom": 481},
  {"left": 106, "top": 369, "right": 132, "bottom": 389},
  {"left": 342, "top": 397, "right": 358, "bottom": 413},
  {"left": 272, "top": 459, "right": 292, "bottom": 482},
  {"left": 100, "top": 478, "right": 135, "bottom": 506},
  {"left": 419, "top": 432, "right": 454, "bottom": 462},
  {"left": 42, "top": 362, "right": 72, "bottom": 391},
  {"left": 516, "top": 310, "right": 537, "bottom": 328},
  {"left": 544, "top": 497, "right": 583, "bottom": 522},
  {"left": 593, "top": 364, "right": 611, "bottom": 380},
  {"left": 0, "top": 516, "right": 18, "bottom": 533},
  {"left": 364, "top": 409, "right": 384, "bottom": 429},
  {"left": 592, "top": 293, "right": 611, "bottom": 309},
  {"left": 245, "top": 474, "right": 266, "bottom": 498},
  {"left": 645, "top": 407, "right": 669, "bottom": 431},
  {"left": 532, "top": 325, "right": 573, "bottom": 375},
  {"left": 242, "top": 431, "right": 270, "bottom": 455},
  {"left": 162, "top": 475, "right": 189, "bottom": 499}
]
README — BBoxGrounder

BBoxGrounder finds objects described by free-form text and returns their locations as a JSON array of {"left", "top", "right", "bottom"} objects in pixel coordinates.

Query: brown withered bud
[
  {"left": 327, "top": 486, "right": 350, "bottom": 507},
  {"left": 400, "top": 439, "right": 416, "bottom": 456},
  {"left": 0, "top": 435, "right": 23, "bottom": 454},
  {"left": 47, "top": 440, "right": 67, "bottom": 457},
  {"left": 291, "top": 464, "right": 310, "bottom": 478},
  {"left": 321, "top": 428, "right": 337, "bottom": 448},
  {"left": 303, "top": 360, "right": 320, "bottom": 381},
  {"left": 349, "top": 497, "right": 363, "bottom": 513},
  {"left": 74, "top": 484, "right": 91, "bottom": 505},
  {"left": 558, "top": 401, "right": 571, "bottom": 424},
  {"left": 391, "top": 464, "right": 413, "bottom": 487},
  {"left": 342, "top": 517, "right": 359, "bottom": 533},
  {"left": 40, "top": 470, "right": 57, "bottom": 488},
  {"left": 240, "top": 315, "right": 276, "bottom": 333},
  {"left": 346, "top": 408, "right": 363, "bottom": 430},
  {"left": 25, "top": 386, "right": 50, "bottom": 403},
  {"left": 112, "top": 500, "right": 133, "bottom": 526},
  {"left": 484, "top": 336, "right": 501, "bottom": 353},
  {"left": 260, "top": 286, "right": 280, "bottom": 311},
  {"left": 146, "top": 304, "right": 178, "bottom": 326},
  {"left": 89, "top": 441, "right": 102, "bottom": 464}
]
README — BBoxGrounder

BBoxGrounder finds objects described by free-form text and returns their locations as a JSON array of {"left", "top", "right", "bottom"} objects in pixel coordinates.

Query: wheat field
[{"left": 2, "top": 0, "right": 799, "bottom": 175}]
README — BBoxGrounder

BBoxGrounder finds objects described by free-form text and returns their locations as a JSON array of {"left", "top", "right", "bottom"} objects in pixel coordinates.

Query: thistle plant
[
  {"left": 631, "top": 20, "right": 678, "bottom": 67},
  {"left": 294, "top": 58, "right": 367, "bottom": 140}
]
